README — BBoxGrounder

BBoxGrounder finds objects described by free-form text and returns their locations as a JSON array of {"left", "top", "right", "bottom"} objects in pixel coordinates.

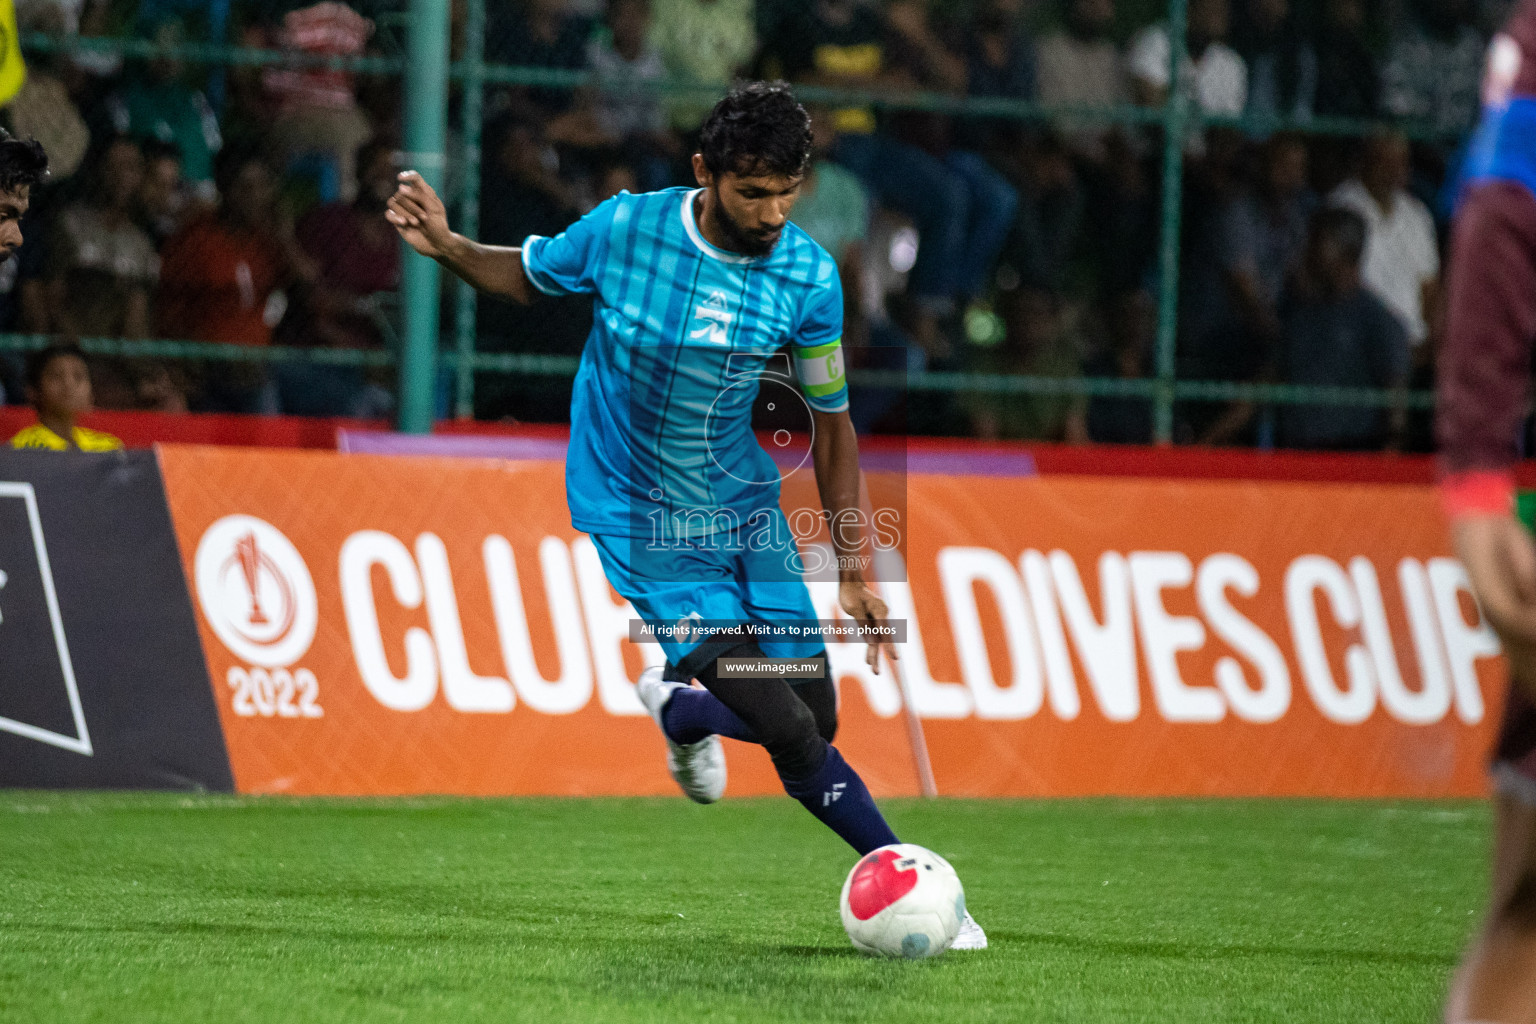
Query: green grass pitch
[{"left": 0, "top": 793, "right": 1489, "bottom": 1023}]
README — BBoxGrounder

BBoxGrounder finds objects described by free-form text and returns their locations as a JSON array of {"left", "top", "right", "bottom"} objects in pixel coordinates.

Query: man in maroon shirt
[
  {"left": 1440, "top": 3, "right": 1536, "bottom": 1019},
  {"left": 275, "top": 138, "right": 399, "bottom": 417}
]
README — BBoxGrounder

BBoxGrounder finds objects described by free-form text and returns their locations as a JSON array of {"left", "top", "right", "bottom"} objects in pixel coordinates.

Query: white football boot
[
  {"left": 636, "top": 666, "right": 727, "bottom": 804},
  {"left": 952, "top": 912, "right": 988, "bottom": 950}
]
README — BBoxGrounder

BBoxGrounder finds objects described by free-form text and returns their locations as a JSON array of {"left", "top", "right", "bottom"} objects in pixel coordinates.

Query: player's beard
[{"left": 712, "top": 188, "right": 781, "bottom": 257}]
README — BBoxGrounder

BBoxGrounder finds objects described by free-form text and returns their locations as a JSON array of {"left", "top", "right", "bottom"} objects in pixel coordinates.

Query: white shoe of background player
[
  {"left": 952, "top": 912, "right": 988, "bottom": 950},
  {"left": 637, "top": 666, "right": 727, "bottom": 804}
]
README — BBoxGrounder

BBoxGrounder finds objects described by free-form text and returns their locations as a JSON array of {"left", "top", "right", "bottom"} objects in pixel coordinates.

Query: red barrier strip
[{"left": 9, "top": 407, "right": 1536, "bottom": 487}]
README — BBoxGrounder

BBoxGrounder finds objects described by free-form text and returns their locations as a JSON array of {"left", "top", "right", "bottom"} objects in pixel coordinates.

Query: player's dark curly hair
[
  {"left": 0, "top": 129, "right": 48, "bottom": 194},
  {"left": 698, "top": 81, "right": 813, "bottom": 179}
]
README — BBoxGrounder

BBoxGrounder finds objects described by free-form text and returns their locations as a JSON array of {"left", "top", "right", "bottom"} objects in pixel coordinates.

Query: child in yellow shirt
[{"left": 8, "top": 343, "right": 123, "bottom": 451}]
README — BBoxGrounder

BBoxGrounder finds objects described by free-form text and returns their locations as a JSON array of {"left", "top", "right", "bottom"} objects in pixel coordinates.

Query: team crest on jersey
[{"left": 689, "top": 290, "right": 734, "bottom": 346}]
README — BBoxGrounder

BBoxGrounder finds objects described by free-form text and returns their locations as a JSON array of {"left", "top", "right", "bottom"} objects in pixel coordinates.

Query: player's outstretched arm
[
  {"left": 386, "top": 171, "right": 535, "bottom": 305},
  {"left": 810, "top": 407, "right": 899, "bottom": 674}
]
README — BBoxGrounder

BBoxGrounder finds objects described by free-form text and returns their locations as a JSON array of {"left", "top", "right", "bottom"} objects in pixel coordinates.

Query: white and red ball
[{"left": 839, "top": 843, "right": 965, "bottom": 958}]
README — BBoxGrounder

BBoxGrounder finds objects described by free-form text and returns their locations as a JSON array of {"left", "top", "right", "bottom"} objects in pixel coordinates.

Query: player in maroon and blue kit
[{"left": 1441, "top": 3, "right": 1536, "bottom": 1020}]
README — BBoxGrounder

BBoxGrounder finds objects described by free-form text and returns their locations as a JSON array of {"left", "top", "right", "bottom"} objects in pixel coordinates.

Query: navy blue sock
[
  {"left": 779, "top": 745, "right": 900, "bottom": 855},
  {"left": 661, "top": 686, "right": 757, "bottom": 744}
]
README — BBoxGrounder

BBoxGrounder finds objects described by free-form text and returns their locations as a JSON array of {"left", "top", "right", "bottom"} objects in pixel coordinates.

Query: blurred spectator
[
  {"left": 964, "top": 287, "right": 1088, "bottom": 442},
  {"left": 136, "top": 138, "right": 187, "bottom": 249},
  {"left": 760, "top": 0, "right": 888, "bottom": 135},
  {"left": 1005, "top": 131, "right": 1083, "bottom": 294},
  {"left": 34, "top": 137, "right": 176, "bottom": 410},
  {"left": 262, "top": 2, "right": 374, "bottom": 203},
  {"left": 1224, "top": 133, "right": 1314, "bottom": 338},
  {"left": 1182, "top": 132, "right": 1314, "bottom": 443},
  {"left": 489, "top": 0, "right": 596, "bottom": 118},
  {"left": 1127, "top": 0, "right": 1247, "bottom": 116},
  {"left": 475, "top": 116, "right": 589, "bottom": 421},
  {"left": 789, "top": 118, "right": 870, "bottom": 287},
  {"left": 769, "top": 0, "right": 1014, "bottom": 356},
  {"left": 1233, "top": 0, "right": 1316, "bottom": 122},
  {"left": 585, "top": 0, "right": 666, "bottom": 137},
  {"left": 480, "top": 117, "right": 583, "bottom": 251},
  {"left": 8, "top": 342, "right": 123, "bottom": 451},
  {"left": 557, "top": 0, "right": 679, "bottom": 191},
  {"left": 791, "top": 120, "right": 916, "bottom": 431},
  {"left": 962, "top": 0, "right": 1035, "bottom": 101},
  {"left": 1084, "top": 290, "right": 1154, "bottom": 443},
  {"left": 1382, "top": 0, "right": 1485, "bottom": 134},
  {"left": 1035, "top": 0, "right": 1128, "bottom": 164},
  {"left": 17, "top": 0, "right": 125, "bottom": 83},
  {"left": 794, "top": 156, "right": 869, "bottom": 339},
  {"left": 953, "top": 0, "right": 1038, "bottom": 158},
  {"left": 1177, "top": 131, "right": 1270, "bottom": 387},
  {"left": 873, "top": 0, "right": 967, "bottom": 176},
  {"left": 277, "top": 138, "right": 398, "bottom": 417},
  {"left": 103, "top": 20, "right": 221, "bottom": 200},
  {"left": 1328, "top": 132, "right": 1442, "bottom": 354},
  {"left": 1312, "top": 0, "right": 1379, "bottom": 120},
  {"left": 595, "top": 157, "right": 640, "bottom": 200},
  {"left": 649, "top": 0, "right": 756, "bottom": 131},
  {"left": 135, "top": 0, "right": 227, "bottom": 41},
  {"left": 38, "top": 139, "right": 155, "bottom": 333},
  {"left": 1277, "top": 207, "right": 1409, "bottom": 450},
  {"left": 158, "top": 146, "right": 312, "bottom": 412},
  {"left": 883, "top": 0, "right": 1020, "bottom": 314},
  {"left": 6, "top": 1, "right": 90, "bottom": 182}
]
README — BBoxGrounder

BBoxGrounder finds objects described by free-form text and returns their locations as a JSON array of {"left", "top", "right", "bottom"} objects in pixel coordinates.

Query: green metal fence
[{"left": 8, "top": 0, "right": 1454, "bottom": 440}]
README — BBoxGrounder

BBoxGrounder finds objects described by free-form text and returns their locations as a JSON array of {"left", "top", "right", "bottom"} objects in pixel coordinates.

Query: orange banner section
[{"left": 157, "top": 445, "right": 1505, "bottom": 798}]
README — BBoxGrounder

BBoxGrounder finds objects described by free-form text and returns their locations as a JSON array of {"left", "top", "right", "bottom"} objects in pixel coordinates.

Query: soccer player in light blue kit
[{"left": 389, "top": 82, "right": 982, "bottom": 949}]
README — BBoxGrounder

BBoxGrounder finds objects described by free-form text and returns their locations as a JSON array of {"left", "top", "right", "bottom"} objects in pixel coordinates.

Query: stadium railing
[{"left": 5, "top": 0, "right": 1460, "bottom": 441}]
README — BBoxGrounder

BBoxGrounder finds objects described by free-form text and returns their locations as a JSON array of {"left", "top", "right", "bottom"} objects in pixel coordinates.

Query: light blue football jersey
[{"left": 521, "top": 187, "right": 848, "bottom": 539}]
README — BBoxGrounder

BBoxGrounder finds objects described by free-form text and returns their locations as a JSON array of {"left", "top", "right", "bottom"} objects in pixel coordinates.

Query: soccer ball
[{"left": 839, "top": 843, "right": 965, "bottom": 958}]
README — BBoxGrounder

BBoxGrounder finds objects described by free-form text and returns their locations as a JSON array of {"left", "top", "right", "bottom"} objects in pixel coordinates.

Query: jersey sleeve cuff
[
  {"left": 1440, "top": 468, "right": 1516, "bottom": 519},
  {"left": 806, "top": 395, "right": 849, "bottom": 414},
  {"left": 520, "top": 236, "right": 564, "bottom": 297}
]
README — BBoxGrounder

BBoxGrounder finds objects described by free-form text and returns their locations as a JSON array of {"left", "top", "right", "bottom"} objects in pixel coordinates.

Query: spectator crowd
[{"left": 0, "top": 0, "right": 1510, "bottom": 450}]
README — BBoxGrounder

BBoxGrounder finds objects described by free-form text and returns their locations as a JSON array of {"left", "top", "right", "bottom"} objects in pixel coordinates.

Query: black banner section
[{"left": 0, "top": 451, "right": 232, "bottom": 791}]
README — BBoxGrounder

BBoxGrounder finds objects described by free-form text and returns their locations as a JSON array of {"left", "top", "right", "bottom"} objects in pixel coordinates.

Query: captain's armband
[{"left": 793, "top": 338, "right": 848, "bottom": 414}]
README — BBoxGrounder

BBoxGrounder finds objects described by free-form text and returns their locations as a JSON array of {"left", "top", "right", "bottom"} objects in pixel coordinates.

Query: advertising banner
[
  {"left": 900, "top": 475, "right": 1501, "bottom": 797},
  {"left": 0, "top": 451, "right": 232, "bottom": 790},
  {"left": 157, "top": 445, "right": 922, "bottom": 798},
  {"left": 156, "top": 445, "right": 1505, "bottom": 798}
]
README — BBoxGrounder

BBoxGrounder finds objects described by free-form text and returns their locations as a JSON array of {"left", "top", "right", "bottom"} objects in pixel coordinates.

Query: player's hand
[
  {"left": 839, "top": 580, "right": 900, "bottom": 675},
  {"left": 1454, "top": 514, "right": 1536, "bottom": 689},
  {"left": 387, "top": 171, "right": 453, "bottom": 260}
]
